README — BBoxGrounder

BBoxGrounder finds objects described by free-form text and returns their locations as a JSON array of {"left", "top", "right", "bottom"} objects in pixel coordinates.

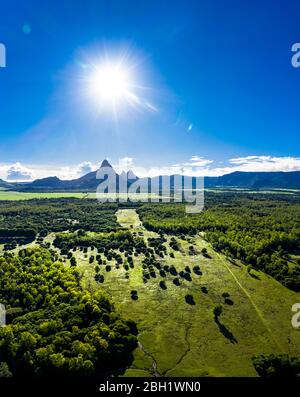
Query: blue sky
[{"left": 0, "top": 0, "right": 300, "bottom": 180}]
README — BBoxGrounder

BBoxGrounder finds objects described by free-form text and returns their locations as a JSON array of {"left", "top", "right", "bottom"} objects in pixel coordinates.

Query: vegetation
[
  {"left": 137, "top": 193, "right": 300, "bottom": 290},
  {"left": 80, "top": 208, "right": 300, "bottom": 377},
  {"left": 213, "top": 305, "right": 223, "bottom": 320},
  {"left": 54, "top": 230, "right": 147, "bottom": 256},
  {"left": 0, "top": 192, "right": 300, "bottom": 377},
  {"left": 0, "top": 199, "right": 119, "bottom": 245},
  {"left": 0, "top": 191, "right": 98, "bottom": 201},
  {"left": 252, "top": 354, "right": 300, "bottom": 377},
  {"left": 0, "top": 248, "right": 137, "bottom": 376}
]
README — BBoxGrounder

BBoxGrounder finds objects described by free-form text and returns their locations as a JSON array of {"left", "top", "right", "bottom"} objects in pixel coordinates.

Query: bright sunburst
[
  {"left": 85, "top": 58, "right": 144, "bottom": 115},
  {"left": 79, "top": 48, "right": 158, "bottom": 117},
  {"left": 88, "top": 62, "right": 133, "bottom": 107}
]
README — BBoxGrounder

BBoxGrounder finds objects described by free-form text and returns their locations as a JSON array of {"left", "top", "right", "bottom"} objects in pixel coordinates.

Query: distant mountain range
[
  {"left": 204, "top": 170, "right": 300, "bottom": 189},
  {"left": 2, "top": 160, "right": 300, "bottom": 191}
]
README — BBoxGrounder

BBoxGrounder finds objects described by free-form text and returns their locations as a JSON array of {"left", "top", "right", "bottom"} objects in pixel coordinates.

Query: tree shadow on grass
[
  {"left": 228, "top": 259, "right": 240, "bottom": 267},
  {"left": 249, "top": 272, "right": 260, "bottom": 280},
  {"left": 224, "top": 298, "right": 234, "bottom": 306},
  {"left": 214, "top": 318, "right": 238, "bottom": 344}
]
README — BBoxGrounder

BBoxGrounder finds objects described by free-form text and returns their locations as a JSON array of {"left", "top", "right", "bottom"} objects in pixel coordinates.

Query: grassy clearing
[
  {"left": 205, "top": 188, "right": 300, "bottom": 195},
  {"left": 0, "top": 191, "right": 166, "bottom": 201},
  {"left": 0, "top": 191, "right": 96, "bottom": 200},
  {"left": 69, "top": 209, "right": 300, "bottom": 377}
]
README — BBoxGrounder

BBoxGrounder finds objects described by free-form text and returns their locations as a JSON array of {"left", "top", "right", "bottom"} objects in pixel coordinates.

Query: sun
[
  {"left": 81, "top": 50, "right": 157, "bottom": 116},
  {"left": 88, "top": 61, "right": 134, "bottom": 110}
]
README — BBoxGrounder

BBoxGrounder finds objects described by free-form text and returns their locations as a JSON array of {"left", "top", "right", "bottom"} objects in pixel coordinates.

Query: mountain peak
[{"left": 31, "top": 176, "right": 63, "bottom": 187}]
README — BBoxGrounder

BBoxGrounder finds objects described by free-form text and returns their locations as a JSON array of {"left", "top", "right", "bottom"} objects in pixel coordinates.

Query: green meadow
[
  {"left": 71, "top": 209, "right": 300, "bottom": 377},
  {"left": 0, "top": 191, "right": 93, "bottom": 200},
  {"left": 0, "top": 191, "right": 165, "bottom": 201}
]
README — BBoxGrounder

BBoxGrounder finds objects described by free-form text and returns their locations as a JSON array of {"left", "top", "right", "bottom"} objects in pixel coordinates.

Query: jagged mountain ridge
[{"left": 5, "top": 160, "right": 300, "bottom": 191}]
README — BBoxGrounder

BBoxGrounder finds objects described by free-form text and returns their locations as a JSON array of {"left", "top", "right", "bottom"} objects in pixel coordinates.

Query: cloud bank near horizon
[{"left": 1, "top": 155, "right": 300, "bottom": 182}]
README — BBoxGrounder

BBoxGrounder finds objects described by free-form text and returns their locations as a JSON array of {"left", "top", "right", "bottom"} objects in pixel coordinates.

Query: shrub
[
  {"left": 185, "top": 294, "right": 195, "bottom": 305},
  {"left": 252, "top": 354, "right": 300, "bottom": 377},
  {"left": 213, "top": 305, "right": 223, "bottom": 319},
  {"left": 159, "top": 281, "right": 167, "bottom": 290}
]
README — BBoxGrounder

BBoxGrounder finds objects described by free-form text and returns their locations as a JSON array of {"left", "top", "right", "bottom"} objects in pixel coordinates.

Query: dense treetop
[
  {"left": 0, "top": 199, "right": 119, "bottom": 238},
  {"left": 0, "top": 248, "right": 137, "bottom": 377}
]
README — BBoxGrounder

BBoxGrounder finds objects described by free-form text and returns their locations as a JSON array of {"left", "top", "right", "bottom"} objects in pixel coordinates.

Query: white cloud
[
  {"left": 129, "top": 155, "right": 300, "bottom": 178},
  {"left": 5, "top": 163, "right": 34, "bottom": 181},
  {"left": 122, "top": 156, "right": 214, "bottom": 178},
  {"left": 187, "top": 156, "right": 214, "bottom": 167},
  {"left": 114, "top": 157, "right": 134, "bottom": 173},
  {"left": 196, "top": 155, "right": 300, "bottom": 177},
  {"left": 228, "top": 155, "right": 300, "bottom": 172},
  {"left": 1, "top": 156, "right": 300, "bottom": 182},
  {"left": 57, "top": 162, "right": 98, "bottom": 180},
  {"left": 76, "top": 161, "right": 95, "bottom": 176},
  {"left": 0, "top": 161, "right": 99, "bottom": 182}
]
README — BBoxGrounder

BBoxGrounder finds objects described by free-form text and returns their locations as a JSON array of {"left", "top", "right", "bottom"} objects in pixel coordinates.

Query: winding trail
[{"left": 215, "top": 251, "right": 284, "bottom": 353}]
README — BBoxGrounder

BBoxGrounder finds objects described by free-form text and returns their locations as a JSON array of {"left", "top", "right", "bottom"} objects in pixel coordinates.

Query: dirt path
[{"left": 215, "top": 251, "right": 284, "bottom": 353}]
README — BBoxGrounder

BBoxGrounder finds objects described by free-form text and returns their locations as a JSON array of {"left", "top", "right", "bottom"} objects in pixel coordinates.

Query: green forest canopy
[{"left": 0, "top": 248, "right": 137, "bottom": 377}]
